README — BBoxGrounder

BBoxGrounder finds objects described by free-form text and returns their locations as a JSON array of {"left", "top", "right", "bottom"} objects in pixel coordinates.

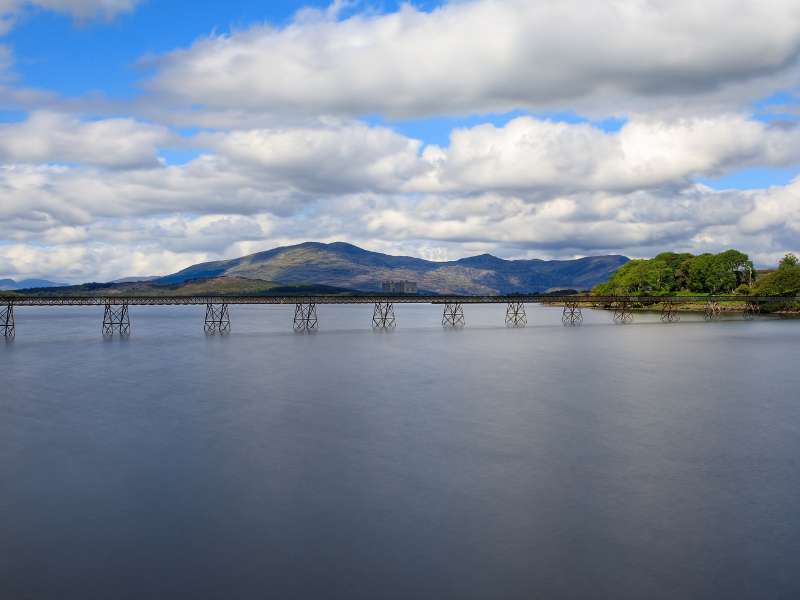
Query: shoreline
[{"left": 548, "top": 300, "right": 800, "bottom": 316}]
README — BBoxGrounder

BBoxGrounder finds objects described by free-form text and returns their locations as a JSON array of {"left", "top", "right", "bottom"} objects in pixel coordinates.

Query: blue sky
[
  {"left": 6, "top": 1, "right": 443, "bottom": 100},
  {"left": 5, "top": 0, "right": 632, "bottom": 153},
  {"left": 1, "top": 0, "right": 799, "bottom": 280}
]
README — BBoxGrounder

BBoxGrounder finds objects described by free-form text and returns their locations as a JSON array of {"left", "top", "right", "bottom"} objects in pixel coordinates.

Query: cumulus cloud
[
  {"left": 0, "top": 112, "right": 173, "bottom": 168},
  {"left": 192, "top": 114, "right": 800, "bottom": 198},
  {"left": 1, "top": 156, "right": 798, "bottom": 282},
  {"left": 2, "top": 110, "right": 800, "bottom": 281},
  {"left": 415, "top": 115, "right": 800, "bottom": 193},
  {"left": 197, "top": 121, "right": 426, "bottom": 193},
  {"left": 0, "top": 241, "right": 210, "bottom": 282},
  {"left": 0, "top": 157, "right": 304, "bottom": 229},
  {"left": 149, "top": 0, "right": 800, "bottom": 118}
]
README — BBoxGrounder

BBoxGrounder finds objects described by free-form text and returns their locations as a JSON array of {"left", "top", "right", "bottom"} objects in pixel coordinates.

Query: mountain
[
  {"left": 156, "top": 242, "right": 629, "bottom": 295},
  {"left": 0, "top": 278, "right": 69, "bottom": 291}
]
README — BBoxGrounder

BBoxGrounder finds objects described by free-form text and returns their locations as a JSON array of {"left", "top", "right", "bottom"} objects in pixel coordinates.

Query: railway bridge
[{"left": 0, "top": 294, "right": 794, "bottom": 339}]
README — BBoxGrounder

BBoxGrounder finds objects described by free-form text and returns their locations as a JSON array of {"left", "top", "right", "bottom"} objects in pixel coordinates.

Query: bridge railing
[{"left": 1, "top": 293, "right": 796, "bottom": 306}]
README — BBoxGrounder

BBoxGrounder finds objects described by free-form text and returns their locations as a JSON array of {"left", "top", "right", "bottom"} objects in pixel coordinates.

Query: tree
[
  {"left": 593, "top": 249, "right": 753, "bottom": 295},
  {"left": 687, "top": 254, "right": 716, "bottom": 292},
  {"left": 714, "top": 249, "right": 752, "bottom": 291},
  {"left": 752, "top": 266, "right": 800, "bottom": 296},
  {"left": 779, "top": 253, "right": 799, "bottom": 270}
]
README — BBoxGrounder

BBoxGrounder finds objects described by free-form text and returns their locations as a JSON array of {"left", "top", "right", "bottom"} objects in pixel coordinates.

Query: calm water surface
[{"left": 1, "top": 304, "right": 799, "bottom": 599}]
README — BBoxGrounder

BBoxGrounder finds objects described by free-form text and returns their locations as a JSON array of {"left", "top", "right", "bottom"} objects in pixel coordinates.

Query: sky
[{"left": 1, "top": 0, "right": 800, "bottom": 282}]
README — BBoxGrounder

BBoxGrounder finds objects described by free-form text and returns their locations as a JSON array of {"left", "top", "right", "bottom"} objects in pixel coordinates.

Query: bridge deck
[{"left": 1, "top": 294, "right": 795, "bottom": 306}]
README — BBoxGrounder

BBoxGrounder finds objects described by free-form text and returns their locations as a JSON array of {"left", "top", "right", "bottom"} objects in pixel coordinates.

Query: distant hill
[
  {"left": 0, "top": 278, "right": 68, "bottom": 291},
  {"left": 156, "top": 242, "right": 629, "bottom": 295},
  {"left": 7, "top": 277, "right": 358, "bottom": 297},
  {"left": 109, "top": 276, "right": 160, "bottom": 284}
]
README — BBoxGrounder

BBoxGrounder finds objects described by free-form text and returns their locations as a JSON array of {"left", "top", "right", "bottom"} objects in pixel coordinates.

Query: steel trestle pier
[
  {"left": 442, "top": 303, "right": 465, "bottom": 328},
  {"left": 294, "top": 303, "right": 319, "bottom": 333},
  {"left": 744, "top": 301, "right": 761, "bottom": 320},
  {"left": 372, "top": 302, "right": 396, "bottom": 330},
  {"left": 204, "top": 303, "right": 231, "bottom": 335},
  {"left": 1, "top": 302, "right": 14, "bottom": 339},
  {"left": 660, "top": 302, "right": 680, "bottom": 323},
  {"left": 505, "top": 301, "right": 527, "bottom": 328},
  {"left": 704, "top": 300, "right": 722, "bottom": 321},
  {"left": 612, "top": 300, "right": 634, "bottom": 324},
  {"left": 562, "top": 301, "right": 583, "bottom": 326},
  {"left": 102, "top": 302, "right": 130, "bottom": 337}
]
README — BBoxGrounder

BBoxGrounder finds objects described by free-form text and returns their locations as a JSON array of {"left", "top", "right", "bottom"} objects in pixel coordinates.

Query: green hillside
[{"left": 155, "top": 242, "right": 628, "bottom": 295}]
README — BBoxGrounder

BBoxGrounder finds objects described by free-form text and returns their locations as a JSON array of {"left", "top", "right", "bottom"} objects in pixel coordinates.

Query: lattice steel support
[
  {"left": 612, "top": 301, "right": 633, "bottom": 324},
  {"left": 660, "top": 302, "right": 680, "bottom": 323},
  {"left": 372, "top": 302, "right": 396, "bottom": 330},
  {"left": 561, "top": 301, "right": 583, "bottom": 326},
  {"left": 293, "top": 303, "right": 319, "bottom": 333},
  {"left": 1, "top": 303, "right": 14, "bottom": 339},
  {"left": 704, "top": 300, "right": 722, "bottom": 321},
  {"left": 204, "top": 303, "right": 231, "bottom": 335},
  {"left": 743, "top": 300, "right": 760, "bottom": 320},
  {"left": 505, "top": 301, "right": 527, "bottom": 328},
  {"left": 442, "top": 303, "right": 465, "bottom": 328},
  {"left": 102, "top": 302, "right": 130, "bottom": 337}
]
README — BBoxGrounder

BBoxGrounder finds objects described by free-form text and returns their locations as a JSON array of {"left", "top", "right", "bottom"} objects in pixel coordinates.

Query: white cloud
[
  {"left": 0, "top": 0, "right": 138, "bottom": 30},
  {"left": 198, "top": 121, "right": 425, "bottom": 193},
  {"left": 0, "top": 242, "right": 209, "bottom": 282},
  {"left": 0, "top": 112, "right": 173, "bottom": 168},
  {"left": 2, "top": 168, "right": 798, "bottom": 282},
  {"left": 414, "top": 115, "right": 800, "bottom": 193},
  {"left": 194, "top": 114, "right": 800, "bottom": 198},
  {"left": 0, "top": 153, "right": 310, "bottom": 229},
  {"left": 1, "top": 111, "right": 799, "bottom": 281},
  {"left": 149, "top": 0, "right": 800, "bottom": 118}
]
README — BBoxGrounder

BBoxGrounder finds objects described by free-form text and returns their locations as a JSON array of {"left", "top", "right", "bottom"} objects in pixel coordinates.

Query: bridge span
[{"left": 0, "top": 294, "right": 795, "bottom": 338}]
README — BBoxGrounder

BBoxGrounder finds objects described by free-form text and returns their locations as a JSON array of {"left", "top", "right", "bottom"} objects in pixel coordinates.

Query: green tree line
[
  {"left": 594, "top": 250, "right": 800, "bottom": 296},
  {"left": 593, "top": 250, "right": 755, "bottom": 295}
]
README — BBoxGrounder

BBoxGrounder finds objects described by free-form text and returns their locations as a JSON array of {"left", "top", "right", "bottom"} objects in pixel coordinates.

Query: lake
[{"left": 2, "top": 304, "right": 799, "bottom": 599}]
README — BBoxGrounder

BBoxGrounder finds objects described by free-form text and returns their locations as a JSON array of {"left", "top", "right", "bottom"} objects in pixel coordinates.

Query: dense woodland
[{"left": 593, "top": 250, "right": 800, "bottom": 296}]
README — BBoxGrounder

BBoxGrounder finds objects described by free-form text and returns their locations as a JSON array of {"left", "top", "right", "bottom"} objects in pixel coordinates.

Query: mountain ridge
[
  {"left": 156, "top": 242, "right": 629, "bottom": 295},
  {"left": 0, "top": 278, "right": 68, "bottom": 291}
]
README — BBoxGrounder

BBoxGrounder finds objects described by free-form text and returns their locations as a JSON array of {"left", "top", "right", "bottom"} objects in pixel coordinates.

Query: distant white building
[{"left": 382, "top": 280, "right": 418, "bottom": 294}]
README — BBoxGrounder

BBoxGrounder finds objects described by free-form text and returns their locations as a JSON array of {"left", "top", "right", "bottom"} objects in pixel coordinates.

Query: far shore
[{"left": 546, "top": 299, "right": 800, "bottom": 316}]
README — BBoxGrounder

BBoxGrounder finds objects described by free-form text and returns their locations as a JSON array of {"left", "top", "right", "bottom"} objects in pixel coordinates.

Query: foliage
[
  {"left": 751, "top": 266, "right": 800, "bottom": 296},
  {"left": 593, "top": 249, "right": 753, "bottom": 295},
  {"left": 779, "top": 253, "right": 799, "bottom": 270}
]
